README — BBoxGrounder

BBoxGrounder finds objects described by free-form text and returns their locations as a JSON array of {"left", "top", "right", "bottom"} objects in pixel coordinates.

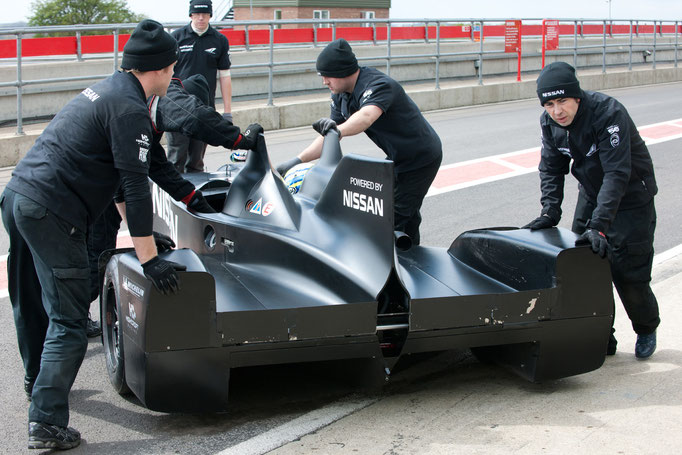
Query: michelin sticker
[{"left": 122, "top": 276, "right": 145, "bottom": 298}]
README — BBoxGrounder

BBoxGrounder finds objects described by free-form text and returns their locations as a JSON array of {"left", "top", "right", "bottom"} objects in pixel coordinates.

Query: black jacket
[
  {"left": 8, "top": 72, "right": 153, "bottom": 232},
  {"left": 148, "top": 78, "right": 242, "bottom": 149},
  {"left": 171, "top": 24, "right": 231, "bottom": 106},
  {"left": 538, "top": 90, "right": 657, "bottom": 232},
  {"left": 329, "top": 67, "right": 441, "bottom": 174}
]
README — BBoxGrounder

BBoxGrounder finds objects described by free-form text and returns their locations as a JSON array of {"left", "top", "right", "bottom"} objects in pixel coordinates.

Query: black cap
[
  {"left": 189, "top": 0, "right": 213, "bottom": 16},
  {"left": 536, "top": 61, "right": 582, "bottom": 105},
  {"left": 182, "top": 74, "right": 210, "bottom": 105},
  {"left": 122, "top": 20, "right": 178, "bottom": 71},
  {"left": 316, "top": 38, "right": 359, "bottom": 78}
]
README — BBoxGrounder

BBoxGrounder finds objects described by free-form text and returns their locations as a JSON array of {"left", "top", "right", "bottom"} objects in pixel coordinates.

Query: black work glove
[
  {"left": 575, "top": 229, "right": 609, "bottom": 258},
  {"left": 187, "top": 190, "right": 215, "bottom": 213},
  {"left": 276, "top": 157, "right": 302, "bottom": 176},
  {"left": 142, "top": 256, "right": 187, "bottom": 295},
  {"left": 234, "top": 123, "right": 263, "bottom": 150},
  {"left": 152, "top": 231, "right": 175, "bottom": 253},
  {"left": 522, "top": 214, "right": 557, "bottom": 230},
  {"left": 312, "top": 117, "right": 339, "bottom": 136}
]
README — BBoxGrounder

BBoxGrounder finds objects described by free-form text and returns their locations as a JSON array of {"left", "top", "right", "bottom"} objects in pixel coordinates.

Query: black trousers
[
  {"left": 1, "top": 189, "right": 89, "bottom": 427},
  {"left": 166, "top": 132, "right": 208, "bottom": 173},
  {"left": 393, "top": 156, "right": 442, "bottom": 245},
  {"left": 572, "top": 192, "right": 660, "bottom": 335}
]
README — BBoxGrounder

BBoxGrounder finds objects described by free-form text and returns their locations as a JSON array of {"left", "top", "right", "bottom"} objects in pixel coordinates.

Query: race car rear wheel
[{"left": 101, "top": 259, "right": 131, "bottom": 396}]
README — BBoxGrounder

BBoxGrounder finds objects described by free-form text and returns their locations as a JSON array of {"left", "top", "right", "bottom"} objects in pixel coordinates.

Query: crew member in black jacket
[
  {"left": 276, "top": 39, "right": 442, "bottom": 245},
  {"left": 1, "top": 19, "right": 181, "bottom": 450},
  {"left": 523, "top": 61, "right": 659, "bottom": 359},
  {"left": 87, "top": 74, "right": 260, "bottom": 309}
]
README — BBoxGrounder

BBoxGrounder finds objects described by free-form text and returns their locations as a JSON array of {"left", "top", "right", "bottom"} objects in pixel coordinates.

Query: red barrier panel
[
  {"left": 23, "top": 36, "right": 77, "bottom": 57},
  {"left": 274, "top": 27, "right": 315, "bottom": 44},
  {"left": 435, "top": 25, "right": 472, "bottom": 39},
  {"left": 391, "top": 26, "right": 426, "bottom": 40},
  {"left": 337, "top": 27, "right": 376, "bottom": 41},
  {"left": 0, "top": 40, "right": 15, "bottom": 58},
  {"left": 1, "top": 23, "right": 679, "bottom": 59},
  {"left": 223, "top": 29, "right": 245, "bottom": 46}
]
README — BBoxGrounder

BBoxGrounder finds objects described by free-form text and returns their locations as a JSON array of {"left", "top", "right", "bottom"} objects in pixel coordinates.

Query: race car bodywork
[{"left": 101, "top": 131, "right": 614, "bottom": 412}]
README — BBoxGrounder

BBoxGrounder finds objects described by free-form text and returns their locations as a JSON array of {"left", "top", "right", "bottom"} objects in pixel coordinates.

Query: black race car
[{"left": 100, "top": 130, "right": 614, "bottom": 412}]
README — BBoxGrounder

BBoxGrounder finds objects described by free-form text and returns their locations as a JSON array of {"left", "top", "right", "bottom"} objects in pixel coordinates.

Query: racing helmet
[
  {"left": 283, "top": 162, "right": 314, "bottom": 194},
  {"left": 230, "top": 150, "right": 248, "bottom": 162}
]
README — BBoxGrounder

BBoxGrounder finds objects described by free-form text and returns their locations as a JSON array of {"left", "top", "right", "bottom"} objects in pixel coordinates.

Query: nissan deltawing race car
[{"left": 100, "top": 130, "right": 614, "bottom": 412}]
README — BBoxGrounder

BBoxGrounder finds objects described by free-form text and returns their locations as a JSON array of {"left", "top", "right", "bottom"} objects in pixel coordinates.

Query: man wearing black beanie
[
  {"left": 523, "top": 61, "right": 660, "bottom": 360},
  {"left": 85, "top": 74, "right": 262, "bottom": 326},
  {"left": 168, "top": 0, "right": 233, "bottom": 173},
  {"left": 276, "top": 38, "right": 442, "bottom": 245},
  {"left": 1, "top": 19, "right": 186, "bottom": 450}
]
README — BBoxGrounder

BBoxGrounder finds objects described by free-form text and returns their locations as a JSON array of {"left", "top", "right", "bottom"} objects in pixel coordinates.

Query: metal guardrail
[{"left": 0, "top": 17, "right": 680, "bottom": 135}]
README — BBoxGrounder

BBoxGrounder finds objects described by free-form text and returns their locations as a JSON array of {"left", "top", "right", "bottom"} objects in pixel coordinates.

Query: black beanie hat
[
  {"left": 182, "top": 74, "right": 210, "bottom": 105},
  {"left": 122, "top": 19, "right": 178, "bottom": 71},
  {"left": 316, "top": 38, "right": 359, "bottom": 78},
  {"left": 536, "top": 61, "right": 582, "bottom": 105},
  {"left": 189, "top": 0, "right": 213, "bottom": 16}
]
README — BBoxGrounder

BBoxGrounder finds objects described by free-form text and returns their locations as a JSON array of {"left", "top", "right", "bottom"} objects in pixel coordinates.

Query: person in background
[
  {"left": 276, "top": 38, "right": 442, "bottom": 245},
  {"left": 168, "top": 0, "right": 233, "bottom": 173},
  {"left": 523, "top": 61, "right": 659, "bottom": 359}
]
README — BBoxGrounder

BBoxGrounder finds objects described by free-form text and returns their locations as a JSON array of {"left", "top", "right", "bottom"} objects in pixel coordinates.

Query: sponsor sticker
[{"left": 245, "top": 198, "right": 275, "bottom": 216}]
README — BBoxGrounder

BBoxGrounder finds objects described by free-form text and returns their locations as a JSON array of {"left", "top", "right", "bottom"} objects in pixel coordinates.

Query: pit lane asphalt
[{"left": 1, "top": 83, "right": 681, "bottom": 454}]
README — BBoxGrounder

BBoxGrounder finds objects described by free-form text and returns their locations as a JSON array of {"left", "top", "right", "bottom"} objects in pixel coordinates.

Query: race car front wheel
[{"left": 101, "top": 258, "right": 131, "bottom": 396}]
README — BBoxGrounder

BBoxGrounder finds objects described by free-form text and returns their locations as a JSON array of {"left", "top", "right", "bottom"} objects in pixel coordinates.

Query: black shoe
[
  {"left": 24, "top": 377, "right": 35, "bottom": 401},
  {"left": 28, "top": 421, "right": 81, "bottom": 450},
  {"left": 606, "top": 333, "right": 617, "bottom": 356},
  {"left": 86, "top": 315, "right": 102, "bottom": 338},
  {"left": 635, "top": 331, "right": 657, "bottom": 359}
]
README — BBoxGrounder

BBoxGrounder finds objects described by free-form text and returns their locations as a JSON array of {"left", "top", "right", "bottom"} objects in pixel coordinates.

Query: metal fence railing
[{"left": 0, "top": 17, "right": 680, "bottom": 134}]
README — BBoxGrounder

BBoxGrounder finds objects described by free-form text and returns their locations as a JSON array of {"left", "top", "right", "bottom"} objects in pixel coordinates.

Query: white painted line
[
  {"left": 653, "top": 244, "right": 682, "bottom": 266},
  {"left": 643, "top": 133, "right": 682, "bottom": 146},
  {"left": 215, "top": 395, "right": 378, "bottom": 455},
  {"left": 426, "top": 167, "right": 537, "bottom": 197},
  {"left": 426, "top": 119, "right": 682, "bottom": 198}
]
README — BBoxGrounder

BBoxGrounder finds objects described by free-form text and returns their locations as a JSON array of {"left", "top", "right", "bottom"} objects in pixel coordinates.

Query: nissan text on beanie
[
  {"left": 536, "top": 61, "right": 583, "bottom": 105},
  {"left": 316, "top": 38, "right": 359, "bottom": 78},
  {"left": 122, "top": 19, "right": 178, "bottom": 72},
  {"left": 189, "top": 0, "right": 213, "bottom": 16}
]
